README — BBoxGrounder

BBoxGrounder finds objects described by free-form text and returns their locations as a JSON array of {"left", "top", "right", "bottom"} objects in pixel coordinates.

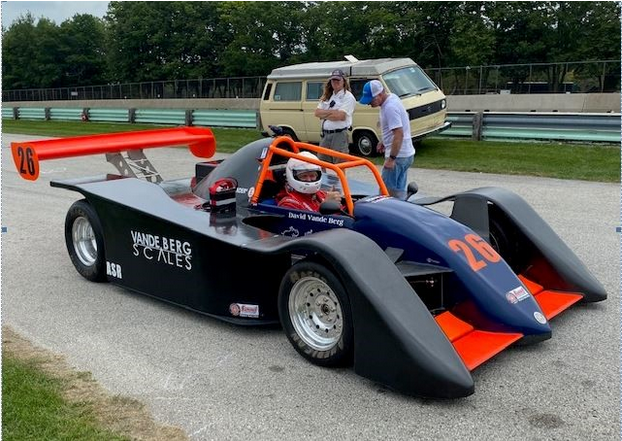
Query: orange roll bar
[
  {"left": 252, "top": 136, "right": 389, "bottom": 216},
  {"left": 11, "top": 126, "right": 216, "bottom": 181}
]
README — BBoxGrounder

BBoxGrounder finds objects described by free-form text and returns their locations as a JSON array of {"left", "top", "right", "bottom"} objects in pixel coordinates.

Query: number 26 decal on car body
[{"left": 448, "top": 233, "right": 501, "bottom": 272}]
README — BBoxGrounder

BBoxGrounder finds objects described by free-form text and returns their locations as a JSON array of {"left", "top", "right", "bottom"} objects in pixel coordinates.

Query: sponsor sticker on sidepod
[
  {"left": 230, "top": 303, "right": 259, "bottom": 318},
  {"left": 505, "top": 286, "right": 530, "bottom": 304}
]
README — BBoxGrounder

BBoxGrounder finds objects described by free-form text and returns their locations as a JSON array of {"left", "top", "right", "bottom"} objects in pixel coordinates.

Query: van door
[
  {"left": 302, "top": 81, "right": 324, "bottom": 143},
  {"left": 267, "top": 81, "right": 304, "bottom": 140}
]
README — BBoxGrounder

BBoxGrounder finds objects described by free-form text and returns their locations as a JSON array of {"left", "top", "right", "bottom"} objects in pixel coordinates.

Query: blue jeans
[{"left": 382, "top": 155, "right": 414, "bottom": 198}]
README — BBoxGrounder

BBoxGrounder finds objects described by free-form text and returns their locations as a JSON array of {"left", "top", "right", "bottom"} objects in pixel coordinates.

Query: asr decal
[
  {"left": 131, "top": 230, "right": 192, "bottom": 270},
  {"left": 106, "top": 261, "right": 122, "bottom": 279},
  {"left": 448, "top": 233, "right": 501, "bottom": 272}
]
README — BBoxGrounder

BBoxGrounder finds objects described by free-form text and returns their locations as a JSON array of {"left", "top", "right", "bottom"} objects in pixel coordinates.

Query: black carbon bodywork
[
  {"left": 52, "top": 176, "right": 475, "bottom": 398},
  {"left": 53, "top": 176, "right": 290, "bottom": 324}
]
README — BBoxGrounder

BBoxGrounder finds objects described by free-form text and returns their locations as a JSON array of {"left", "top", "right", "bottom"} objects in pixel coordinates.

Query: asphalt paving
[{"left": 2, "top": 132, "right": 619, "bottom": 440}]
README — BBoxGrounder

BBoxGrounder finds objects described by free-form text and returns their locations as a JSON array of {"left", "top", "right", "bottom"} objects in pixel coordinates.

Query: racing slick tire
[
  {"left": 278, "top": 260, "right": 354, "bottom": 367},
  {"left": 64, "top": 199, "right": 107, "bottom": 282},
  {"left": 352, "top": 130, "right": 378, "bottom": 157}
]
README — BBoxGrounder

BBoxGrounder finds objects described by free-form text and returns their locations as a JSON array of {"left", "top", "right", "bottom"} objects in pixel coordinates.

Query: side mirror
[
  {"left": 407, "top": 181, "right": 419, "bottom": 198},
  {"left": 319, "top": 199, "right": 342, "bottom": 215}
]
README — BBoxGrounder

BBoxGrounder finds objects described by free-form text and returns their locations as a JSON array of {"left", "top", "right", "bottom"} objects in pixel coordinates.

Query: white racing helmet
[{"left": 286, "top": 151, "right": 322, "bottom": 194}]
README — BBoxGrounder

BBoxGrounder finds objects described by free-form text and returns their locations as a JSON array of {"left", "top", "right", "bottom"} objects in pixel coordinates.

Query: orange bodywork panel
[
  {"left": 518, "top": 275, "right": 583, "bottom": 320},
  {"left": 251, "top": 136, "right": 388, "bottom": 216},
  {"left": 11, "top": 127, "right": 215, "bottom": 181},
  {"left": 435, "top": 311, "right": 523, "bottom": 371}
]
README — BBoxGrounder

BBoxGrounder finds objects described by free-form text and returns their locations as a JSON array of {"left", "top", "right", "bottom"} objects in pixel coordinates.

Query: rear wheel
[
  {"left": 278, "top": 261, "right": 353, "bottom": 367},
  {"left": 352, "top": 130, "right": 378, "bottom": 157},
  {"left": 65, "top": 200, "right": 107, "bottom": 282}
]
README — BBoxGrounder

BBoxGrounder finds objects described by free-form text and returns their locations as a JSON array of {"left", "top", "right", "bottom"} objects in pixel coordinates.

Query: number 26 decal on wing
[
  {"left": 11, "top": 144, "right": 40, "bottom": 181},
  {"left": 448, "top": 233, "right": 501, "bottom": 272}
]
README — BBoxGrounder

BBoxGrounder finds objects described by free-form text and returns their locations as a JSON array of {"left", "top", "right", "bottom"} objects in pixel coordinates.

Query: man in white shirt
[
  {"left": 359, "top": 80, "right": 415, "bottom": 198},
  {"left": 314, "top": 69, "right": 356, "bottom": 163}
]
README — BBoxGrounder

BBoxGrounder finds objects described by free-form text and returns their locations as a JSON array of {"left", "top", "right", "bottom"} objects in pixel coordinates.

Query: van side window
[
  {"left": 306, "top": 82, "right": 323, "bottom": 101},
  {"left": 274, "top": 82, "right": 302, "bottom": 101},
  {"left": 263, "top": 83, "right": 273, "bottom": 100},
  {"left": 349, "top": 79, "right": 367, "bottom": 102}
]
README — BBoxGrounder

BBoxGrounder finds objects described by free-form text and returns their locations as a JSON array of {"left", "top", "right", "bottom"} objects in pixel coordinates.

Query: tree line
[{"left": 2, "top": 1, "right": 620, "bottom": 90}]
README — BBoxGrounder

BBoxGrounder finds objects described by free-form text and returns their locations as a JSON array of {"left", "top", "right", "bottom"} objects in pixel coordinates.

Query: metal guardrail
[
  {"left": 49, "top": 107, "right": 83, "bottom": 121},
  {"left": 192, "top": 109, "right": 257, "bottom": 128},
  {"left": 17, "top": 107, "right": 46, "bottom": 120},
  {"left": 135, "top": 109, "right": 187, "bottom": 125},
  {"left": 438, "top": 112, "right": 621, "bottom": 143},
  {"left": 3, "top": 106, "right": 619, "bottom": 143},
  {"left": 2, "top": 107, "right": 14, "bottom": 119},
  {"left": 88, "top": 108, "right": 129, "bottom": 123}
]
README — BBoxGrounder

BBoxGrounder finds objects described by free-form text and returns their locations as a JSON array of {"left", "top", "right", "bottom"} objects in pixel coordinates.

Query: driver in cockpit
[{"left": 277, "top": 152, "right": 341, "bottom": 212}]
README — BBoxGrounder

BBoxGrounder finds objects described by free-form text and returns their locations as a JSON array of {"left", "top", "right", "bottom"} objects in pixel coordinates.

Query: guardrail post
[
  {"left": 129, "top": 108, "right": 136, "bottom": 124},
  {"left": 82, "top": 107, "right": 90, "bottom": 122},
  {"left": 44, "top": 107, "right": 51, "bottom": 121},
  {"left": 185, "top": 109, "right": 193, "bottom": 126},
  {"left": 472, "top": 112, "right": 483, "bottom": 141},
  {"left": 12, "top": 107, "right": 19, "bottom": 120}
]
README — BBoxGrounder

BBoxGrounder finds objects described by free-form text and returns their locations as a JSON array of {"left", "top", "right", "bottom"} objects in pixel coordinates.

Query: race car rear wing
[{"left": 10, "top": 127, "right": 216, "bottom": 181}]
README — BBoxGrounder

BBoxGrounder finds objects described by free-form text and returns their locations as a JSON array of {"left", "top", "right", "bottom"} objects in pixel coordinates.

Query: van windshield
[{"left": 382, "top": 66, "right": 438, "bottom": 98}]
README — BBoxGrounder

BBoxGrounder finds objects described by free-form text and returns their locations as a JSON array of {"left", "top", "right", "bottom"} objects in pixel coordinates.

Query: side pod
[{"left": 246, "top": 229, "right": 475, "bottom": 398}]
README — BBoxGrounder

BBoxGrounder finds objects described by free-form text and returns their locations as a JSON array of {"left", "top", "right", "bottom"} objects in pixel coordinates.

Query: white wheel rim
[
  {"left": 72, "top": 216, "right": 97, "bottom": 266},
  {"left": 288, "top": 275, "right": 344, "bottom": 351}
]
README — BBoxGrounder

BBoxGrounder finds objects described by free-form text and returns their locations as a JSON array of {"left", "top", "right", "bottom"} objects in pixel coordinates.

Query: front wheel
[
  {"left": 65, "top": 200, "right": 107, "bottom": 282},
  {"left": 278, "top": 261, "right": 353, "bottom": 367},
  {"left": 352, "top": 130, "right": 378, "bottom": 157}
]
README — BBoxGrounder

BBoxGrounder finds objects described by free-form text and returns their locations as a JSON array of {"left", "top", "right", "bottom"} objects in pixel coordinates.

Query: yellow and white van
[{"left": 259, "top": 56, "right": 451, "bottom": 156}]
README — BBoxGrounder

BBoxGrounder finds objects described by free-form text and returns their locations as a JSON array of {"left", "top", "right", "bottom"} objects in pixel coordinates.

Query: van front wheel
[{"left": 352, "top": 131, "right": 378, "bottom": 157}]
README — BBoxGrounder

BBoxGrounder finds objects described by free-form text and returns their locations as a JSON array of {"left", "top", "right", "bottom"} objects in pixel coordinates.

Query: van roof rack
[{"left": 267, "top": 57, "right": 417, "bottom": 80}]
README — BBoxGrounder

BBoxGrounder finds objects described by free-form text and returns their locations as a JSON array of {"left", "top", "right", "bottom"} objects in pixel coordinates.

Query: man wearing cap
[
  {"left": 314, "top": 69, "right": 356, "bottom": 163},
  {"left": 359, "top": 79, "right": 415, "bottom": 198}
]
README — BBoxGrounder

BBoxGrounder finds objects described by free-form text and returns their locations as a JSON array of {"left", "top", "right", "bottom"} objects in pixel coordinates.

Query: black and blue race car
[{"left": 10, "top": 127, "right": 607, "bottom": 399}]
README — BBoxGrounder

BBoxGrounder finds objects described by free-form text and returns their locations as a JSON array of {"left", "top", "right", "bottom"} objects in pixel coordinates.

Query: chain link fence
[
  {"left": 3, "top": 77, "right": 268, "bottom": 102},
  {"left": 427, "top": 60, "right": 620, "bottom": 95},
  {"left": 3, "top": 60, "right": 619, "bottom": 102}
]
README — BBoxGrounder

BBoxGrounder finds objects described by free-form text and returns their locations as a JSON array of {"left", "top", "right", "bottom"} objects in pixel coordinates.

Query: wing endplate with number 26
[{"left": 11, "top": 144, "right": 40, "bottom": 181}]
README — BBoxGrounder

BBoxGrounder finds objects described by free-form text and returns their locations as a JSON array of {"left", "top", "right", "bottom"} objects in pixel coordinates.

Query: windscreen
[{"left": 382, "top": 66, "right": 438, "bottom": 98}]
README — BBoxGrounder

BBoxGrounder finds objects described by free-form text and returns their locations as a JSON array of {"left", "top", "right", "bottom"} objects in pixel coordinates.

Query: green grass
[
  {"left": 416, "top": 138, "right": 619, "bottom": 182},
  {"left": 2, "top": 353, "right": 128, "bottom": 441},
  {"left": 3, "top": 119, "right": 619, "bottom": 182}
]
